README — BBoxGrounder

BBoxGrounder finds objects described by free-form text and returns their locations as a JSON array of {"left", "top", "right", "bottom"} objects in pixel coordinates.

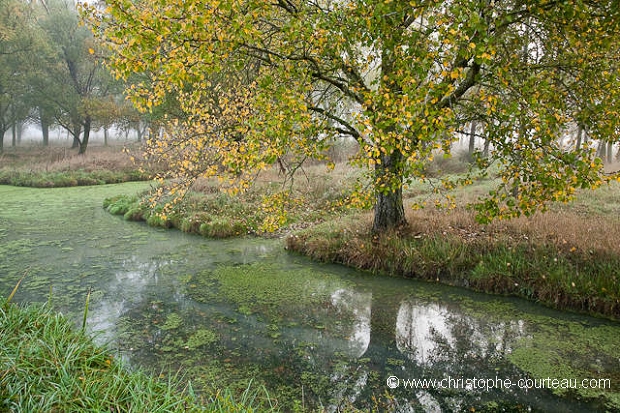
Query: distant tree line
[{"left": 0, "top": 0, "right": 149, "bottom": 154}]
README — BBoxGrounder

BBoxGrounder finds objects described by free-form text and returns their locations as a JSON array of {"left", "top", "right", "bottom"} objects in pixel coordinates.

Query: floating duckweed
[
  {"left": 186, "top": 329, "right": 218, "bottom": 349},
  {"left": 161, "top": 313, "right": 183, "bottom": 331}
]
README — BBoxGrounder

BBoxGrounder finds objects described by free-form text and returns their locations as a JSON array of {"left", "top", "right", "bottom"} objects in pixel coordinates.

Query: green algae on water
[
  {"left": 161, "top": 313, "right": 183, "bottom": 331},
  {"left": 185, "top": 328, "right": 218, "bottom": 349},
  {"left": 188, "top": 261, "right": 353, "bottom": 315}
]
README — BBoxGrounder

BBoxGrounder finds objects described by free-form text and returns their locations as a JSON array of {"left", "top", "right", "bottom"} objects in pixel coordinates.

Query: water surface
[{"left": 1, "top": 184, "right": 618, "bottom": 412}]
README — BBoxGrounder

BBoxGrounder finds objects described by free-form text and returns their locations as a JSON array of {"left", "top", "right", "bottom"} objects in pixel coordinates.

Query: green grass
[
  {"left": 102, "top": 174, "right": 355, "bottom": 238},
  {"left": 0, "top": 297, "right": 278, "bottom": 412}
]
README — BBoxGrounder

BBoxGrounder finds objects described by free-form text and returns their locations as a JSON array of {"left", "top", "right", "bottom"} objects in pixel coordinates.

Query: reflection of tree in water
[
  {"left": 330, "top": 288, "right": 372, "bottom": 358},
  {"left": 87, "top": 256, "right": 184, "bottom": 347},
  {"left": 396, "top": 301, "right": 527, "bottom": 368},
  {"left": 308, "top": 294, "right": 589, "bottom": 412},
  {"left": 391, "top": 300, "right": 530, "bottom": 411}
]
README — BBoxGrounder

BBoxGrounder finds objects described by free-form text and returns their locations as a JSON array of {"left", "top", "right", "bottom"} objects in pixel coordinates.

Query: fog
[{"left": 2, "top": 124, "right": 141, "bottom": 146}]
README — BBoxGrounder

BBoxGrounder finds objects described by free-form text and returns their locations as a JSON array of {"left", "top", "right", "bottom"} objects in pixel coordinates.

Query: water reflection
[
  {"left": 330, "top": 288, "right": 371, "bottom": 358},
  {"left": 395, "top": 300, "right": 528, "bottom": 367},
  {"left": 88, "top": 257, "right": 178, "bottom": 345},
  {"left": 1, "top": 184, "right": 617, "bottom": 412},
  {"left": 388, "top": 300, "right": 538, "bottom": 412}
]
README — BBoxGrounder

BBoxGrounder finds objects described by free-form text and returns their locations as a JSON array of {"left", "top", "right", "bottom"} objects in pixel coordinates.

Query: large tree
[
  {"left": 0, "top": 0, "right": 34, "bottom": 151},
  {"left": 88, "top": 0, "right": 620, "bottom": 231},
  {"left": 33, "top": 0, "right": 118, "bottom": 154}
]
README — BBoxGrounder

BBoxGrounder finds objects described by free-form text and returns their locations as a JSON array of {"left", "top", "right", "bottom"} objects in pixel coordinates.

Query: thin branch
[{"left": 309, "top": 105, "right": 362, "bottom": 140}]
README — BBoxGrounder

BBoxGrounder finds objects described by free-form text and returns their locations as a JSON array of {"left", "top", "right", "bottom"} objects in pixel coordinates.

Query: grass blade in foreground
[{"left": 0, "top": 296, "right": 279, "bottom": 412}]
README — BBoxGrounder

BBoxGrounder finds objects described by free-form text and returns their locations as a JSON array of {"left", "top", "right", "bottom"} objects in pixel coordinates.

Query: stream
[{"left": 0, "top": 183, "right": 618, "bottom": 412}]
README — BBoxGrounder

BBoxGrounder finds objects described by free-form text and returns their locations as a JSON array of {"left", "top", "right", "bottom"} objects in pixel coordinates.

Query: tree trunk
[
  {"left": 42, "top": 123, "right": 49, "bottom": 146},
  {"left": 575, "top": 124, "right": 583, "bottom": 150},
  {"left": 40, "top": 108, "right": 50, "bottom": 146},
  {"left": 16, "top": 122, "right": 22, "bottom": 145},
  {"left": 71, "top": 120, "right": 82, "bottom": 149},
  {"left": 597, "top": 140, "right": 606, "bottom": 161},
  {"left": 468, "top": 121, "right": 477, "bottom": 156},
  {"left": 483, "top": 138, "right": 490, "bottom": 158},
  {"left": 137, "top": 121, "right": 146, "bottom": 142},
  {"left": 372, "top": 150, "right": 407, "bottom": 233},
  {"left": 371, "top": 19, "right": 407, "bottom": 234},
  {"left": 11, "top": 123, "right": 17, "bottom": 147},
  {"left": 79, "top": 117, "right": 91, "bottom": 155}
]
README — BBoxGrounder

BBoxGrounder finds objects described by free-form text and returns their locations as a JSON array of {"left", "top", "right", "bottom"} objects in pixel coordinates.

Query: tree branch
[
  {"left": 309, "top": 105, "right": 364, "bottom": 141},
  {"left": 437, "top": 61, "right": 481, "bottom": 110}
]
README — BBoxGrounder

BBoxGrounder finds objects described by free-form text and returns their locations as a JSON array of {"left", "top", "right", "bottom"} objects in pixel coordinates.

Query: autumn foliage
[{"left": 85, "top": 0, "right": 620, "bottom": 231}]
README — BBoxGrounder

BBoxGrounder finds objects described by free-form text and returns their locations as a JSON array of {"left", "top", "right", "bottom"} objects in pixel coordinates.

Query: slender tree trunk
[
  {"left": 597, "top": 140, "right": 606, "bottom": 161},
  {"left": 71, "top": 121, "right": 82, "bottom": 149},
  {"left": 575, "top": 124, "right": 583, "bottom": 150},
  {"left": 16, "top": 122, "right": 22, "bottom": 145},
  {"left": 607, "top": 142, "right": 613, "bottom": 164},
  {"left": 104, "top": 126, "right": 109, "bottom": 146},
  {"left": 373, "top": 150, "right": 406, "bottom": 233},
  {"left": 42, "top": 123, "right": 50, "bottom": 146},
  {"left": 136, "top": 121, "right": 146, "bottom": 142},
  {"left": 11, "top": 123, "right": 17, "bottom": 147},
  {"left": 483, "top": 139, "right": 490, "bottom": 158},
  {"left": 40, "top": 108, "right": 50, "bottom": 146},
  {"left": 79, "top": 117, "right": 91, "bottom": 155},
  {"left": 468, "top": 121, "right": 477, "bottom": 156}
]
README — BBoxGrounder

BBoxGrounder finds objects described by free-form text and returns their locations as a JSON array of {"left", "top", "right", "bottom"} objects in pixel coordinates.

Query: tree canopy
[
  {"left": 0, "top": 0, "right": 130, "bottom": 152},
  {"left": 0, "top": 0, "right": 34, "bottom": 150},
  {"left": 36, "top": 0, "right": 120, "bottom": 154},
  {"left": 87, "top": 0, "right": 620, "bottom": 231}
]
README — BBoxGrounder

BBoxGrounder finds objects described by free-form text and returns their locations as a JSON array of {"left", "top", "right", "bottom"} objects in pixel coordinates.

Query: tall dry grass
[
  {"left": 403, "top": 207, "right": 620, "bottom": 258},
  {"left": 0, "top": 144, "right": 142, "bottom": 173}
]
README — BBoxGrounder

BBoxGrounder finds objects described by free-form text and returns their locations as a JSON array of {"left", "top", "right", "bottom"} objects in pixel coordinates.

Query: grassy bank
[
  {"left": 0, "top": 145, "right": 151, "bottom": 187},
  {"left": 103, "top": 162, "right": 361, "bottom": 237},
  {"left": 0, "top": 297, "right": 277, "bottom": 412},
  {"left": 286, "top": 201, "right": 620, "bottom": 319}
]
